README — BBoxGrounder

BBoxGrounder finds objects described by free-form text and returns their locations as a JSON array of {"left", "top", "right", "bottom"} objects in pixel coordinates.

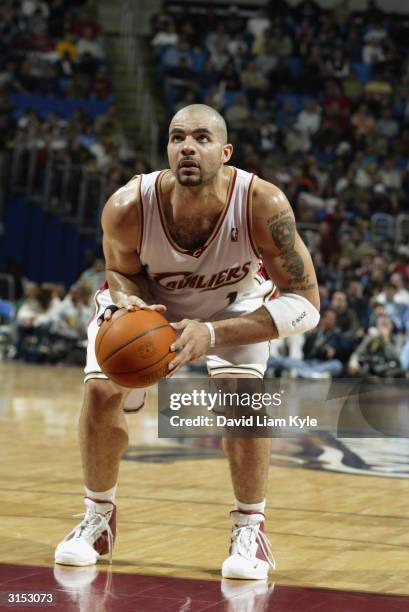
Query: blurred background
[{"left": 0, "top": 0, "right": 408, "bottom": 380}]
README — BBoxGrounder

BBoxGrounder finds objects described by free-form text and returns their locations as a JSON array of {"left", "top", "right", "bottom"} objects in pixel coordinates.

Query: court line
[
  {"left": 0, "top": 486, "right": 408, "bottom": 523},
  {"left": 1, "top": 512, "right": 409, "bottom": 549}
]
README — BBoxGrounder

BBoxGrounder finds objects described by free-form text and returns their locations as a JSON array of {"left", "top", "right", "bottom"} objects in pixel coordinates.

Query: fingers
[
  {"left": 97, "top": 304, "right": 119, "bottom": 327},
  {"left": 170, "top": 319, "right": 190, "bottom": 331},
  {"left": 167, "top": 339, "right": 195, "bottom": 377},
  {"left": 97, "top": 298, "right": 167, "bottom": 327}
]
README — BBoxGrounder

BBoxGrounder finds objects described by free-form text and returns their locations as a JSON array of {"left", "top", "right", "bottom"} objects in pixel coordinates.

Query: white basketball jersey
[{"left": 139, "top": 167, "right": 273, "bottom": 320}]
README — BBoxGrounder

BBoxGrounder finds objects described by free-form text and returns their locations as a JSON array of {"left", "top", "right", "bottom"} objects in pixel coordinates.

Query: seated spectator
[
  {"left": 252, "top": 28, "right": 279, "bottom": 73},
  {"left": 79, "top": 257, "right": 105, "bottom": 294},
  {"left": 205, "top": 23, "right": 229, "bottom": 56},
  {"left": 295, "top": 99, "right": 322, "bottom": 135},
  {"left": 342, "top": 70, "right": 364, "bottom": 101},
  {"left": 268, "top": 307, "right": 346, "bottom": 378},
  {"left": 224, "top": 94, "right": 250, "bottom": 130},
  {"left": 326, "top": 48, "right": 350, "bottom": 80},
  {"left": 379, "top": 157, "right": 402, "bottom": 191},
  {"left": 240, "top": 60, "right": 265, "bottom": 94},
  {"left": 16, "top": 284, "right": 61, "bottom": 361},
  {"left": 331, "top": 290, "right": 361, "bottom": 341},
  {"left": 375, "top": 282, "right": 407, "bottom": 330},
  {"left": 51, "top": 282, "right": 92, "bottom": 342},
  {"left": 56, "top": 32, "right": 78, "bottom": 61},
  {"left": 77, "top": 27, "right": 104, "bottom": 60},
  {"left": 351, "top": 103, "right": 375, "bottom": 142},
  {"left": 376, "top": 108, "right": 399, "bottom": 140},
  {"left": 151, "top": 22, "right": 179, "bottom": 50},
  {"left": 348, "top": 314, "right": 404, "bottom": 377},
  {"left": 346, "top": 280, "right": 370, "bottom": 330},
  {"left": 362, "top": 39, "right": 385, "bottom": 65},
  {"left": 247, "top": 9, "right": 270, "bottom": 38}
]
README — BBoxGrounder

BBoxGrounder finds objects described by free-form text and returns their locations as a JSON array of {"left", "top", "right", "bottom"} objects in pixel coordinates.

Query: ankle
[
  {"left": 84, "top": 484, "right": 117, "bottom": 504},
  {"left": 235, "top": 498, "right": 266, "bottom": 514}
]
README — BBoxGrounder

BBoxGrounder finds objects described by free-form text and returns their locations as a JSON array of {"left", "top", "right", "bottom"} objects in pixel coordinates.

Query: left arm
[{"left": 168, "top": 178, "right": 320, "bottom": 374}]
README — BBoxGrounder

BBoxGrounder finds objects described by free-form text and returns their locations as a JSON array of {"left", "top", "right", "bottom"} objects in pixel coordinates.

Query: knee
[{"left": 84, "top": 378, "right": 127, "bottom": 412}]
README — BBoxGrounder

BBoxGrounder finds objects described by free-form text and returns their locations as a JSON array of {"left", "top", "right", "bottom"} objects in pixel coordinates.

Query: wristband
[{"left": 205, "top": 322, "right": 216, "bottom": 347}]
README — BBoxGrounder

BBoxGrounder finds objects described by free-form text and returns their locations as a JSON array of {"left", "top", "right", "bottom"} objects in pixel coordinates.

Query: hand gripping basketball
[{"left": 97, "top": 296, "right": 167, "bottom": 326}]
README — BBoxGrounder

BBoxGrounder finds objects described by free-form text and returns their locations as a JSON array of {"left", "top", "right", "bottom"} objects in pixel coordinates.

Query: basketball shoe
[
  {"left": 222, "top": 510, "right": 276, "bottom": 580},
  {"left": 55, "top": 498, "right": 116, "bottom": 566}
]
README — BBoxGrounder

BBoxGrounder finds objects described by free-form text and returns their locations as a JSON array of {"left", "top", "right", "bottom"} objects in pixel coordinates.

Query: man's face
[
  {"left": 322, "top": 310, "right": 336, "bottom": 330},
  {"left": 167, "top": 111, "right": 232, "bottom": 187},
  {"left": 331, "top": 292, "right": 347, "bottom": 312}
]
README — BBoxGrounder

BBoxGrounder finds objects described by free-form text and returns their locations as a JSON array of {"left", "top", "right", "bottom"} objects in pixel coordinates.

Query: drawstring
[{"left": 232, "top": 523, "right": 276, "bottom": 570}]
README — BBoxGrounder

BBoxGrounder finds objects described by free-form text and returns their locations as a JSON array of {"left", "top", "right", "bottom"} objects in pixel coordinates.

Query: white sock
[
  {"left": 85, "top": 484, "right": 117, "bottom": 504},
  {"left": 235, "top": 498, "right": 266, "bottom": 514}
]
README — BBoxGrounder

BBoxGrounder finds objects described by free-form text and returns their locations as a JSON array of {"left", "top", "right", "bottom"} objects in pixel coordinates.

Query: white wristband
[
  {"left": 205, "top": 322, "right": 216, "bottom": 347},
  {"left": 263, "top": 293, "right": 320, "bottom": 338}
]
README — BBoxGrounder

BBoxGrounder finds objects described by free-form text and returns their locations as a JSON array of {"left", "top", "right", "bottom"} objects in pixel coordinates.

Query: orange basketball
[{"left": 95, "top": 309, "right": 176, "bottom": 388}]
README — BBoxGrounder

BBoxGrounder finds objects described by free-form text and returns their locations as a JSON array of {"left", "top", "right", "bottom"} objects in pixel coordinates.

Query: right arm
[{"left": 100, "top": 176, "right": 166, "bottom": 323}]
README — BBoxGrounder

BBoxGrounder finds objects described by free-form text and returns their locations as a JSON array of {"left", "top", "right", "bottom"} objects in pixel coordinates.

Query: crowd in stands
[
  {"left": 0, "top": 0, "right": 151, "bottom": 196},
  {"left": 0, "top": 256, "right": 106, "bottom": 364},
  {"left": 150, "top": 0, "right": 409, "bottom": 378}
]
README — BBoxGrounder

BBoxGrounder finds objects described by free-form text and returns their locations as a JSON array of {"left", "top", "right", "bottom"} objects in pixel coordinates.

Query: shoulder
[
  {"left": 101, "top": 175, "right": 142, "bottom": 235},
  {"left": 251, "top": 176, "right": 294, "bottom": 220}
]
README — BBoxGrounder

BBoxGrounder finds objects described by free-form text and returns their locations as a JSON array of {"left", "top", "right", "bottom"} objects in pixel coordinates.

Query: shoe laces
[
  {"left": 231, "top": 523, "right": 276, "bottom": 570},
  {"left": 63, "top": 508, "right": 114, "bottom": 564}
]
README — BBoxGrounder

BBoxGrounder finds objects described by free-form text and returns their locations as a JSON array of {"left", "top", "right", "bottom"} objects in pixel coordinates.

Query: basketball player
[{"left": 55, "top": 104, "right": 320, "bottom": 579}]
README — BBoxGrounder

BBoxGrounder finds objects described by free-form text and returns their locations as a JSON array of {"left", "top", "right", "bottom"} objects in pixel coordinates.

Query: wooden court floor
[{"left": 1, "top": 362, "right": 409, "bottom": 597}]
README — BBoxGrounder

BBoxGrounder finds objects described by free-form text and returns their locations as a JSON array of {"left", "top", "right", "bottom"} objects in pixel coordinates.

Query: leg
[
  {"left": 213, "top": 374, "right": 274, "bottom": 580},
  {"left": 55, "top": 378, "right": 130, "bottom": 566},
  {"left": 215, "top": 374, "right": 272, "bottom": 504},
  {"left": 79, "top": 378, "right": 130, "bottom": 491}
]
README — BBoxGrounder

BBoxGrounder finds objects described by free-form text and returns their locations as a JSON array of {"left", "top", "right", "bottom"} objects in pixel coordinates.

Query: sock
[
  {"left": 235, "top": 498, "right": 266, "bottom": 514},
  {"left": 85, "top": 484, "right": 117, "bottom": 504}
]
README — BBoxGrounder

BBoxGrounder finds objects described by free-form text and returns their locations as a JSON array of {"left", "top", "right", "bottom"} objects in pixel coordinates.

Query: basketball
[{"left": 95, "top": 309, "right": 176, "bottom": 388}]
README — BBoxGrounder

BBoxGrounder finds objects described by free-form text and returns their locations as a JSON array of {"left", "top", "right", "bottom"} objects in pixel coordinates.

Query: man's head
[
  {"left": 331, "top": 291, "right": 348, "bottom": 313},
  {"left": 167, "top": 104, "right": 233, "bottom": 187},
  {"left": 383, "top": 282, "right": 397, "bottom": 302},
  {"left": 320, "top": 307, "right": 337, "bottom": 330}
]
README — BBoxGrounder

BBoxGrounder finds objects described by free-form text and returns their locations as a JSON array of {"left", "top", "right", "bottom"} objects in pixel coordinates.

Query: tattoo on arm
[{"left": 267, "top": 217, "right": 305, "bottom": 280}]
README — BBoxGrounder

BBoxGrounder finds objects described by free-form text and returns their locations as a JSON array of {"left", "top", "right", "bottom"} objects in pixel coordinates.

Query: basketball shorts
[{"left": 84, "top": 288, "right": 270, "bottom": 409}]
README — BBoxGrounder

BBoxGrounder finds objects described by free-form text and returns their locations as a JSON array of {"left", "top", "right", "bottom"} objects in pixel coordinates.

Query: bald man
[{"left": 55, "top": 104, "right": 320, "bottom": 579}]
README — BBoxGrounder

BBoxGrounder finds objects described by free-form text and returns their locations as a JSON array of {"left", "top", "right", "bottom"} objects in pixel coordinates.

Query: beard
[{"left": 176, "top": 168, "right": 203, "bottom": 186}]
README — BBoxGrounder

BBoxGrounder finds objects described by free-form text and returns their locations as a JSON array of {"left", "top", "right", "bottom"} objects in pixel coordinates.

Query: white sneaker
[
  {"left": 222, "top": 511, "right": 276, "bottom": 580},
  {"left": 55, "top": 498, "right": 116, "bottom": 566}
]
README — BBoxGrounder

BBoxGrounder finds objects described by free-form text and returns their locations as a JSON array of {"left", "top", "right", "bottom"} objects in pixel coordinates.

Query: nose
[{"left": 181, "top": 137, "right": 197, "bottom": 156}]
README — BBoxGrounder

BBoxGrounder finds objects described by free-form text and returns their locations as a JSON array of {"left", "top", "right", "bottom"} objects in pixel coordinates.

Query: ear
[{"left": 222, "top": 143, "right": 233, "bottom": 163}]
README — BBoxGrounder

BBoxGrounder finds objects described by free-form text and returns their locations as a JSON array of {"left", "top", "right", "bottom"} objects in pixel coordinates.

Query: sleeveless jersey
[{"left": 139, "top": 167, "right": 273, "bottom": 321}]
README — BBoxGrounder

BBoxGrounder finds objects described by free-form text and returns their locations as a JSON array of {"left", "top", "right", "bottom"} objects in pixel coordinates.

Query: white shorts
[{"left": 84, "top": 288, "right": 270, "bottom": 409}]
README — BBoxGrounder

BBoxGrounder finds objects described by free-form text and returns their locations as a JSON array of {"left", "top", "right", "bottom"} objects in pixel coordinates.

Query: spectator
[
  {"left": 151, "top": 22, "right": 179, "bottom": 50},
  {"left": 296, "top": 99, "right": 322, "bottom": 135},
  {"left": 331, "top": 290, "right": 360, "bottom": 340},
  {"left": 224, "top": 94, "right": 251, "bottom": 130},
  {"left": 348, "top": 314, "right": 403, "bottom": 377},
  {"left": 79, "top": 257, "right": 105, "bottom": 294}
]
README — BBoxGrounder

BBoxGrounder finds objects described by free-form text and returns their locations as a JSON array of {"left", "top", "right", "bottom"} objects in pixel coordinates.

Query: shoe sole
[
  {"left": 221, "top": 571, "right": 269, "bottom": 580},
  {"left": 54, "top": 553, "right": 99, "bottom": 567}
]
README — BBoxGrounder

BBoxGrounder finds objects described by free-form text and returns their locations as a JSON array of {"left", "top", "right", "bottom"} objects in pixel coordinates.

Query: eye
[
  {"left": 197, "top": 135, "right": 209, "bottom": 142},
  {"left": 171, "top": 135, "right": 183, "bottom": 142}
]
